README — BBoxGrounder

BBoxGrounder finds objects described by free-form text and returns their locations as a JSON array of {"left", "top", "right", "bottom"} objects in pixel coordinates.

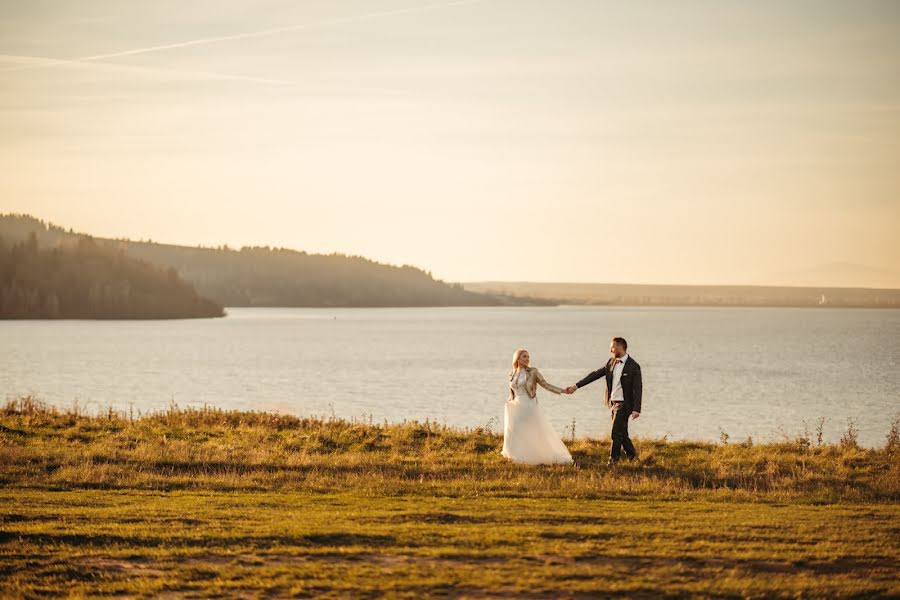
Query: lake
[{"left": 3, "top": 306, "right": 899, "bottom": 447}]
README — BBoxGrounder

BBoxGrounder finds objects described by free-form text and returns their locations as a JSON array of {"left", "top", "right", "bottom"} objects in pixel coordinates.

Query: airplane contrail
[
  {"left": 1, "top": 0, "right": 484, "bottom": 73},
  {"left": 0, "top": 53, "right": 295, "bottom": 84},
  {"left": 0, "top": 52, "right": 422, "bottom": 97}
]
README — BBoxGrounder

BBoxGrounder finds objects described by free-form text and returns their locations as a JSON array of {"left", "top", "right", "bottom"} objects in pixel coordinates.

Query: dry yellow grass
[{"left": 2, "top": 396, "right": 898, "bottom": 598}]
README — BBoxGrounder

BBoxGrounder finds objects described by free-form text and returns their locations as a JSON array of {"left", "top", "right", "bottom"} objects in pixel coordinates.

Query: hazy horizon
[{"left": 2, "top": 1, "right": 899, "bottom": 287}]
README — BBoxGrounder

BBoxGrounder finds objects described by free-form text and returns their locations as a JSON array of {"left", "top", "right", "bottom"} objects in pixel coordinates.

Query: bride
[{"left": 502, "top": 349, "right": 573, "bottom": 465}]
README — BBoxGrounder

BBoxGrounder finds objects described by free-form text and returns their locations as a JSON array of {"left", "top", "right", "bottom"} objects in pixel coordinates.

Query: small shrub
[
  {"left": 840, "top": 418, "right": 859, "bottom": 449},
  {"left": 796, "top": 421, "right": 812, "bottom": 451},
  {"left": 886, "top": 414, "right": 900, "bottom": 453},
  {"left": 815, "top": 417, "right": 827, "bottom": 447}
]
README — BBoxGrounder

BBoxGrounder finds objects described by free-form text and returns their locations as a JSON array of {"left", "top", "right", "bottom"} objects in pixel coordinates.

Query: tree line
[
  {"left": 0, "top": 214, "right": 534, "bottom": 309},
  {"left": 123, "top": 242, "right": 502, "bottom": 307},
  {"left": 0, "top": 232, "right": 225, "bottom": 319}
]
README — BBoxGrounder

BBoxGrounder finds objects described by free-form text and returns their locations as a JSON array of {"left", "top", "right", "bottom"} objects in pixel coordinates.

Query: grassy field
[{"left": 2, "top": 396, "right": 898, "bottom": 598}]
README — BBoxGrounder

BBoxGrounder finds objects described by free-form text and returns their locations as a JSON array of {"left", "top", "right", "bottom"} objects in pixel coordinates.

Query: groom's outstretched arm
[{"left": 575, "top": 366, "right": 607, "bottom": 389}]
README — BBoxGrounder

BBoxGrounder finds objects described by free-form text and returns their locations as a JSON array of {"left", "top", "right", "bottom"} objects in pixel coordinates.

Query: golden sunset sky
[{"left": 2, "top": 1, "right": 899, "bottom": 286}]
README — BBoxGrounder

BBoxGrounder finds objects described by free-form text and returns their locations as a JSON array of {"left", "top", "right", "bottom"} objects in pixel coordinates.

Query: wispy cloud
[
  {"left": 0, "top": 53, "right": 295, "bottom": 85},
  {"left": 81, "top": 0, "right": 483, "bottom": 61},
  {"left": 0, "top": 0, "right": 484, "bottom": 75},
  {"left": 0, "top": 52, "right": 424, "bottom": 100}
]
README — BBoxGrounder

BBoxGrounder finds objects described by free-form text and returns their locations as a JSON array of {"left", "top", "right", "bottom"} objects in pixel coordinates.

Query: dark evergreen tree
[{"left": 0, "top": 231, "right": 224, "bottom": 319}]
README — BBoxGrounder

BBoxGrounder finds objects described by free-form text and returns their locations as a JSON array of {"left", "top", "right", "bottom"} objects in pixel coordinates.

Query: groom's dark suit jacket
[{"left": 575, "top": 356, "right": 643, "bottom": 413}]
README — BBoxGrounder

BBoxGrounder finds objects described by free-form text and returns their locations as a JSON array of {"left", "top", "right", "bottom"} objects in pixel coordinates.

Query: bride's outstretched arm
[{"left": 534, "top": 369, "right": 564, "bottom": 394}]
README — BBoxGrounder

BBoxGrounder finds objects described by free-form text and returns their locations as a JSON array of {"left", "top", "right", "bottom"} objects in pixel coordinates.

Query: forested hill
[
  {"left": 0, "top": 214, "right": 530, "bottom": 308},
  {"left": 0, "top": 232, "right": 224, "bottom": 319}
]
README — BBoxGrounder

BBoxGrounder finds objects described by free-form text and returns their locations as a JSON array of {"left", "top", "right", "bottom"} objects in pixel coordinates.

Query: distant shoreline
[
  {"left": 7, "top": 304, "right": 900, "bottom": 321},
  {"left": 463, "top": 281, "right": 900, "bottom": 309},
  {"left": 221, "top": 304, "right": 900, "bottom": 311}
]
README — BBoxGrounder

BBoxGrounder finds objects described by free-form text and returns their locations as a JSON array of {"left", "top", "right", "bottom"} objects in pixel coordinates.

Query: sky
[{"left": 1, "top": 0, "right": 899, "bottom": 286}]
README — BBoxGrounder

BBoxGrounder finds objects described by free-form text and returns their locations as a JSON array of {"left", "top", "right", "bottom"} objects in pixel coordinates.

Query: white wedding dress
[{"left": 501, "top": 369, "right": 573, "bottom": 465}]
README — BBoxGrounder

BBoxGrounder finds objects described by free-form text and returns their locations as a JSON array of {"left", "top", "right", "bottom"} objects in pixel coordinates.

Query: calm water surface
[{"left": 3, "top": 306, "right": 899, "bottom": 447}]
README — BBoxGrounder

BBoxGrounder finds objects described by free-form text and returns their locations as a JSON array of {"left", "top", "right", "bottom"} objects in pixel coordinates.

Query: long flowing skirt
[{"left": 501, "top": 396, "right": 573, "bottom": 465}]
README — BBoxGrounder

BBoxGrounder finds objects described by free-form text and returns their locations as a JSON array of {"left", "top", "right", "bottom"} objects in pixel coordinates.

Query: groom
[{"left": 565, "top": 337, "right": 642, "bottom": 465}]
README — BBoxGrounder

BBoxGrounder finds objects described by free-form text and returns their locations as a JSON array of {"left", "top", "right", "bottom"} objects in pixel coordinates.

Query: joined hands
[{"left": 563, "top": 386, "right": 577, "bottom": 395}]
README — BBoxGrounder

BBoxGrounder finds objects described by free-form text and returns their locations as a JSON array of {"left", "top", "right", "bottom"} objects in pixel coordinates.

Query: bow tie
[{"left": 612, "top": 358, "right": 621, "bottom": 364}]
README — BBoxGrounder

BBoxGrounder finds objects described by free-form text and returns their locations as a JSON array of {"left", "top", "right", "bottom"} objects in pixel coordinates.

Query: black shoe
[{"left": 606, "top": 458, "right": 619, "bottom": 467}]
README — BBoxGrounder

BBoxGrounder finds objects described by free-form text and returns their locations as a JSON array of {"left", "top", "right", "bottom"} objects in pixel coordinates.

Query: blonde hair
[{"left": 510, "top": 349, "right": 529, "bottom": 377}]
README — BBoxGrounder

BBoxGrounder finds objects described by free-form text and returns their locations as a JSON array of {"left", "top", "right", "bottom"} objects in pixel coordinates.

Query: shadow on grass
[
  {"left": 363, "top": 512, "right": 488, "bottom": 525},
  {"left": 0, "top": 531, "right": 398, "bottom": 549}
]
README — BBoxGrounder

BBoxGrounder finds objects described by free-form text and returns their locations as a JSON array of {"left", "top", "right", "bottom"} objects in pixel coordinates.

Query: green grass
[{"left": 2, "top": 396, "right": 898, "bottom": 598}]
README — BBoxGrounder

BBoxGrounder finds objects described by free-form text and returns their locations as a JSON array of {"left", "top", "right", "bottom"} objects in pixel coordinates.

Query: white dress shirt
[{"left": 610, "top": 354, "right": 629, "bottom": 403}]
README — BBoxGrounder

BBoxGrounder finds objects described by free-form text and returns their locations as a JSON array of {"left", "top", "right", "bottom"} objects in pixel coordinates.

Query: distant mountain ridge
[{"left": 0, "top": 214, "right": 535, "bottom": 308}]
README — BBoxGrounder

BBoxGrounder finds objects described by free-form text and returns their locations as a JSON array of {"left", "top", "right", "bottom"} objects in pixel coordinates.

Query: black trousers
[{"left": 610, "top": 403, "right": 637, "bottom": 461}]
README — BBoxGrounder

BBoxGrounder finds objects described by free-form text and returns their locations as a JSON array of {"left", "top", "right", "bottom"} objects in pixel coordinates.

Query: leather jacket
[{"left": 508, "top": 366, "right": 564, "bottom": 402}]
